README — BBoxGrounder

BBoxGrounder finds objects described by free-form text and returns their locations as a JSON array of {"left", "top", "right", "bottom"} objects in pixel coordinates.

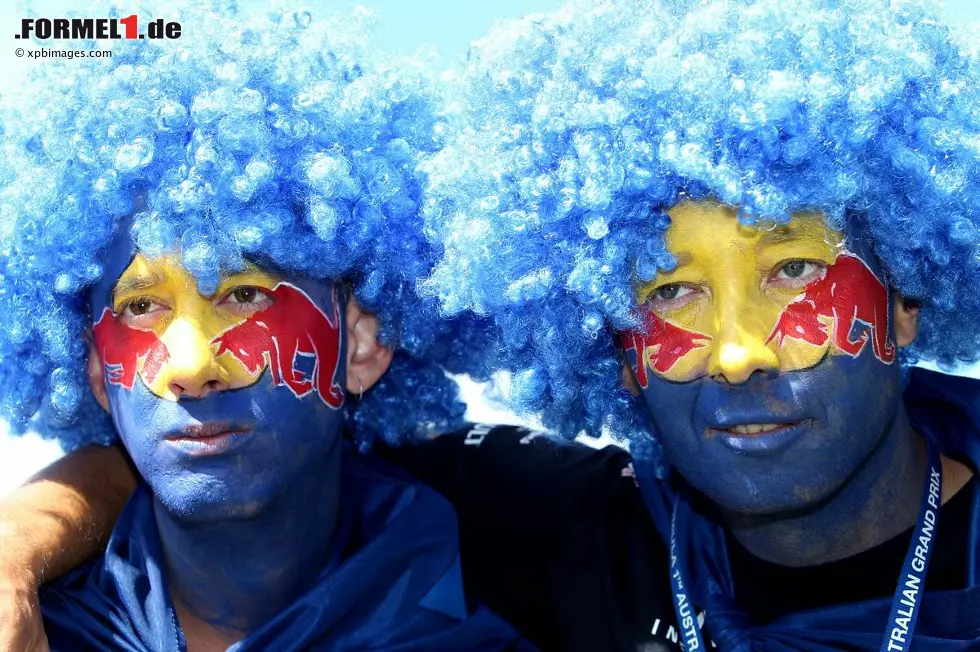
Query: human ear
[
  {"left": 894, "top": 294, "right": 920, "bottom": 348},
  {"left": 86, "top": 334, "right": 111, "bottom": 412},
  {"left": 344, "top": 295, "right": 394, "bottom": 394},
  {"left": 621, "top": 359, "right": 642, "bottom": 396}
]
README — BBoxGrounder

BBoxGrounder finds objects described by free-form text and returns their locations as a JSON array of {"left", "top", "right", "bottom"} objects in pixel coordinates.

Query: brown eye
[
  {"left": 222, "top": 286, "right": 273, "bottom": 312},
  {"left": 645, "top": 283, "right": 698, "bottom": 310},
  {"left": 232, "top": 287, "right": 257, "bottom": 304},
  {"left": 127, "top": 298, "right": 153, "bottom": 316}
]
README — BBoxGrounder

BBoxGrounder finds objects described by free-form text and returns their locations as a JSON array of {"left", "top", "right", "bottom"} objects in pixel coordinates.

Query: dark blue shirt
[{"left": 41, "top": 452, "right": 531, "bottom": 652}]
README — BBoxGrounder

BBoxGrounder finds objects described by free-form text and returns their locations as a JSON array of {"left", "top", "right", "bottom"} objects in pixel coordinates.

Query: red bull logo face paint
[
  {"left": 95, "top": 253, "right": 345, "bottom": 408},
  {"left": 620, "top": 312, "right": 711, "bottom": 388},
  {"left": 624, "top": 202, "right": 909, "bottom": 521},
  {"left": 212, "top": 283, "right": 345, "bottom": 408},
  {"left": 767, "top": 253, "right": 896, "bottom": 364},
  {"left": 92, "top": 307, "right": 170, "bottom": 391},
  {"left": 622, "top": 201, "right": 896, "bottom": 385}
]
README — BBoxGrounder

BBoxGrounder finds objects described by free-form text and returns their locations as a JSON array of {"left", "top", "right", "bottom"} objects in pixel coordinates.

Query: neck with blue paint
[
  {"left": 723, "top": 406, "right": 925, "bottom": 567},
  {"left": 155, "top": 434, "right": 343, "bottom": 636}
]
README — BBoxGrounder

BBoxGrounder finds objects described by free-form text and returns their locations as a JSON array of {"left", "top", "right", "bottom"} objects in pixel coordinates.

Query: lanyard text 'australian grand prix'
[{"left": 662, "top": 440, "right": 943, "bottom": 652}]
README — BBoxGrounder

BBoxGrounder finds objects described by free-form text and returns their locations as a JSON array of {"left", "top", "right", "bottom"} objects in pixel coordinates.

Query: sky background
[{"left": 2, "top": 0, "right": 979, "bottom": 496}]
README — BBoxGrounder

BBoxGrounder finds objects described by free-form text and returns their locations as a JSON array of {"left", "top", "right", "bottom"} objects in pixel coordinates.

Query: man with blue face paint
[
  {"left": 61, "top": 222, "right": 524, "bottom": 650},
  {"left": 4, "top": 1, "right": 980, "bottom": 651},
  {"left": 0, "top": 1, "right": 530, "bottom": 650}
]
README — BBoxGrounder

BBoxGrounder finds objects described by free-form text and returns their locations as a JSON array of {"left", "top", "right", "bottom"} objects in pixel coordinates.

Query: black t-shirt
[
  {"left": 726, "top": 474, "right": 974, "bottom": 625},
  {"left": 380, "top": 424, "right": 975, "bottom": 652}
]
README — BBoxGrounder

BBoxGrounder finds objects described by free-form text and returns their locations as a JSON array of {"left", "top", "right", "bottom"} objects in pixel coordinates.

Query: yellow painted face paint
[
  {"left": 97, "top": 253, "right": 284, "bottom": 400},
  {"left": 624, "top": 201, "right": 895, "bottom": 386}
]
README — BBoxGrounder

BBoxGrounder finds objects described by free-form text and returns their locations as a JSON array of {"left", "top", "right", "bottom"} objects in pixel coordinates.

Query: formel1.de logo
[{"left": 16, "top": 16, "right": 182, "bottom": 40}]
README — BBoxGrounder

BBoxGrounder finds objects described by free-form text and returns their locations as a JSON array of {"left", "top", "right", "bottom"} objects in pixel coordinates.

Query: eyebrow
[
  {"left": 664, "top": 251, "right": 694, "bottom": 268},
  {"left": 111, "top": 270, "right": 169, "bottom": 305},
  {"left": 758, "top": 225, "right": 806, "bottom": 245},
  {"left": 215, "top": 268, "right": 283, "bottom": 291}
]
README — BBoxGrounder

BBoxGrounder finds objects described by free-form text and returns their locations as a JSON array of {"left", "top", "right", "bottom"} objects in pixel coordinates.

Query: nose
[
  {"left": 159, "top": 319, "right": 230, "bottom": 399},
  {"left": 706, "top": 323, "right": 779, "bottom": 385}
]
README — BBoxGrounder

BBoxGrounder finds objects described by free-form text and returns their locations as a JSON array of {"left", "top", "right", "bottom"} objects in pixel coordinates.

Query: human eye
[
  {"left": 118, "top": 297, "right": 169, "bottom": 326},
  {"left": 769, "top": 259, "right": 827, "bottom": 289},
  {"left": 218, "top": 286, "right": 274, "bottom": 314},
  {"left": 643, "top": 283, "right": 703, "bottom": 312}
]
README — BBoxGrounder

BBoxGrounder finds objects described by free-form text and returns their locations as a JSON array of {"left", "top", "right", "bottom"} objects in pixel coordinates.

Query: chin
[
  {"left": 703, "top": 479, "right": 841, "bottom": 517},
  {"left": 680, "top": 455, "right": 855, "bottom": 518},
  {"left": 168, "top": 500, "right": 266, "bottom": 523},
  {"left": 151, "top": 472, "right": 274, "bottom": 523}
]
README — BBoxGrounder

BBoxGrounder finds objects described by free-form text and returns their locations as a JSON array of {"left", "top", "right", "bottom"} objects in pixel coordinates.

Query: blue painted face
[
  {"left": 89, "top": 228, "right": 348, "bottom": 521},
  {"left": 627, "top": 203, "right": 902, "bottom": 515}
]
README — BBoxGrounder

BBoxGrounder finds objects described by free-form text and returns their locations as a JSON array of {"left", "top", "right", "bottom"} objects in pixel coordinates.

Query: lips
[
  {"left": 167, "top": 422, "right": 248, "bottom": 440},
  {"left": 716, "top": 422, "right": 799, "bottom": 436},
  {"left": 165, "top": 422, "right": 253, "bottom": 456},
  {"left": 708, "top": 419, "right": 813, "bottom": 455}
]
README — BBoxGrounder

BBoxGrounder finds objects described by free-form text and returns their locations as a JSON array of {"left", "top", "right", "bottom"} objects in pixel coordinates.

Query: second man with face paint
[{"left": 411, "top": 0, "right": 980, "bottom": 649}]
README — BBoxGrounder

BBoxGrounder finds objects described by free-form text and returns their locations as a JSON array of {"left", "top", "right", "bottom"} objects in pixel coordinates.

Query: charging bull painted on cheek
[
  {"left": 620, "top": 312, "right": 712, "bottom": 389},
  {"left": 767, "top": 252, "right": 896, "bottom": 364},
  {"left": 212, "top": 283, "right": 346, "bottom": 409},
  {"left": 92, "top": 308, "right": 170, "bottom": 391}
]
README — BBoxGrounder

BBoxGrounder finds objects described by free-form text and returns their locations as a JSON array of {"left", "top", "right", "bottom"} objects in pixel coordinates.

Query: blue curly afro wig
[
  {"left": 0, "top": 0, "right": 492, "bottom": 450},
  {"left": 420, "top": 0, "right": 980, "bottom": 444}
]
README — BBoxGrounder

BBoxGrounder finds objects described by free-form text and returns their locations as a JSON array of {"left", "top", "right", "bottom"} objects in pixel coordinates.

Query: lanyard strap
[
  {"left": 665, "top": 441, "right": 943, "bottom": 652},
  {"left": 668, "top": 494, "right": 706, "bottom": 652},
  {"left": 878, "top": 441, "right": 942, "bottom": 652}
]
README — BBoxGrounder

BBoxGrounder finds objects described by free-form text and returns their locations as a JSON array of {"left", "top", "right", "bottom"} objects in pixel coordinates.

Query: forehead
[
  {"left": 664, "top": 201, "right": 842, "bottom": 252},
  {"left": 112, "top": 254, "right": 278, "bottom": 293},
  {"left": 89, "top": 224, "right": 284, "bottom": 320}
]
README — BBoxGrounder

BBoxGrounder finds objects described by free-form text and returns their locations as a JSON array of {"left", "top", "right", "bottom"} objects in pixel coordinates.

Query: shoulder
[
  {"left": 39, "top": 557, "right": 132, "bottom": 651},
  {"left": 431, "top": 423, "right": 642, "bottom": 530},
  {"left": 378, "top": 421, "right": 645, "bottom": 544},
  {"left": 344, "top": 448, "right": 460, "bottom": 526},
  {"left": 432, "top": 422, "right": 633, "bottom": 479},
  {"left": 479, "top": 424, "right": 631, "bottom": 497}
]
